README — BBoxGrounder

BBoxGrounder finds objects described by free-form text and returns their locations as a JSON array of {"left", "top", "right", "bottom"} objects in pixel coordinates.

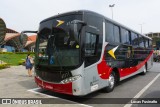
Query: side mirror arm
[
  {"left": 19, "top": 30, "right": 38, "bottom": 46},
  {"left": 21, "top": 31, "right": 38, "bottom": 34}
]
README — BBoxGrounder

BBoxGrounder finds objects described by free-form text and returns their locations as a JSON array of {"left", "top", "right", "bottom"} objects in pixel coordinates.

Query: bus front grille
[{"left": 36, "top": 70, "right": 72, "bottom": 83}]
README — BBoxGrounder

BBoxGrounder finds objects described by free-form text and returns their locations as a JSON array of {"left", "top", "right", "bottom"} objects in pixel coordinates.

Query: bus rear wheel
[{"left": 103, "top": 71, "right": 116, "bottom": 93}]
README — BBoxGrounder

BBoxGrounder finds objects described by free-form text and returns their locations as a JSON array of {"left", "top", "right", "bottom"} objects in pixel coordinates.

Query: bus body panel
[
  {"left": 35, "top": 76, "right": 73, "bottom": 95},
  {"left": 120, "top": 65, "right": 145, "bottom": 81},
  {"left": 71, "top": 63, "right": 87, "bottom": 96},
  {"left": 147, "top": 54, "right": 153, "bottom": 70},
  {"left": 84, "top": 63, "right": 109, "bottom": 95}
]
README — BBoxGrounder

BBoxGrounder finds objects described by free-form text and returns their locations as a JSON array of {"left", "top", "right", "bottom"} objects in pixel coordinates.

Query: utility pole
[
  {"left": 109, "top": 4, "right": 115, "bottom": 20},
  {"left": 139, "top": 23, "right": 145, "bottom": 34}
]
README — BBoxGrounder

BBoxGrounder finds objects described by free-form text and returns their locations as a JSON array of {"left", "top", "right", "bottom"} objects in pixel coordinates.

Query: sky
[{"left": 0, "top": 0, "right": 160, "bottom": 34}]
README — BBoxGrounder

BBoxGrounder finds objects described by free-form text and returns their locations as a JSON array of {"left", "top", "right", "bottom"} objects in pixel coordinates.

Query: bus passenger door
[
  {"left": 84, "top": 31, "right": 101, "bottom": 93},
  {"left": 82, "top": 13, "right": 104, "bottom": 94}
]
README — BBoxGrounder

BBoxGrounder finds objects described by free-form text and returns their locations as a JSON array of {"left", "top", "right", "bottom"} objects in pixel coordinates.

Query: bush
[
  {"left": 0, "top": 63, "right": 10, "bottom": 69},
  {"left": 0, "top": 52, "right": 35, "bottom": 54},
  {"left": 0, "top": 52, "right": 13, "bottom": 54},
  {"left": 15, "top": 52, "right": 35, "bottom": 54},
  {"left": 18, "top": 60, "right": 25, "bottom": 65}
]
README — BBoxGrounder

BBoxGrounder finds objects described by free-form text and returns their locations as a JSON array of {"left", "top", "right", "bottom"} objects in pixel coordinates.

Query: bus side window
[
  {"left": 144, "top": 38, "right": 149, "bottom": 48},
  {"left": 114, "top": 25, "right": 120, "bottom": 43},
  {"left": 131, "top": 32, "right": 139, "bottom": 46},
  {"left": 85, "top": 32, "right": 98, "bottom": 56},
  {"left": 148, "top": 39, "right": 150, "bottom": 48},
  {"left": 139, "top": 36, "right": 145, "bottom": 48},
  {"left": 120, "top": 28, "right": 130, "bottom": 44},
  {"left": 149, "top": 40, "right": 152, "bottom": 48},
  {"left": 105, "top": 21, "right": 114, "bottom": 42},
  {"left": 105, "top": 21, "right": 120, "bottom": 43}
]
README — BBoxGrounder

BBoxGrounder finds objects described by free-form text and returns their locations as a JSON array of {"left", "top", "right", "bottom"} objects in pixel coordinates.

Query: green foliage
[
  {"left": 0, "top": 52, "right": 35, "bottom": 54},
  {"left": 0, "top": 63, "right": 10, "bottom": 69},
  {"left": 18, "top": 60, "right": 25, "bottom": 65},
  {"left": 0, "top": 53, "right": 35, "bottom": 66},
  {"left": 15, "top": 52, "right": 35, "bottom": 54},
  {"left": 0, "top": 52, "right": 13, "bottom": 54}
]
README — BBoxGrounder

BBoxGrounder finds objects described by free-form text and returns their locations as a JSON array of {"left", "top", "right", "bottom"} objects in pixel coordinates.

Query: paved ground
[
  {"left": 0, "top": 66, "right": 83, "bottom": 107},
  {"left": 0, "top": 63, "right": 160, "bottom": 107}
]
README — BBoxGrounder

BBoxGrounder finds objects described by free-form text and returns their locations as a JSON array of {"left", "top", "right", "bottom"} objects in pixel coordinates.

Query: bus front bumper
[{"left": 35, "top": 76, "right": 73, "bottom": 95}]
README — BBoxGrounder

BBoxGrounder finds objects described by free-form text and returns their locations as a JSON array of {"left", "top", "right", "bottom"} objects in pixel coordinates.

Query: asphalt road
[{"left": 0, "top": 62, "right": 160, "bottom": 107}]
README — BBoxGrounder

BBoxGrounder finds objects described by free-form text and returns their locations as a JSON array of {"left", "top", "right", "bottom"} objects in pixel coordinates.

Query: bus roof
[
  {"left": 40, "top": 10, "right": 83, "bottom": 23},
  {"left": 40, "top": 10, "right": 151, "bottom": 40}
]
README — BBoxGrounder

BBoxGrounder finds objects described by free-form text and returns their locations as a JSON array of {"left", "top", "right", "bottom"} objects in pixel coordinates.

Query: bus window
[
  {"left": 144, "top": 38, "right": 149, "bottom": 48},
  {"left": 105, "top": 21, "right": 120, "bottom": 43},
  {"left": 121, "top": 28, "right": 130, "bottom": 44},
  {"left": 85, "top": 32, "right": 98, "bottom": 56},
  {"left": 131, "top": 32, "right": 139, "bottom": 46},
  {"left": 139, "top": 36, "right": 145, "bottom": 47},
  {"left": 114, "top": 25, "right": 120, "bottom": 43},
  {"left": 149, "top": 40, "right": 152, "bottom": 48},
  {"left": 105, "top": 21, "right": 114, "bottom": 42}
]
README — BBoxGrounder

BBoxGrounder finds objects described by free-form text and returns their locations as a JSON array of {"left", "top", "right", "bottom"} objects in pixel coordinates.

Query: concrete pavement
[{"left": 0, "top": 66, "right": 84, "bottom": 107}]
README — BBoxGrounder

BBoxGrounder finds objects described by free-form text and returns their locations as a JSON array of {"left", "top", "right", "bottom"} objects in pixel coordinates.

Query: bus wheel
[
  {"left": 104, "top": 71, "right": 116, "bottom": 93},
  {"left": 141, "top": 63, "right": 147, "bottom": 75}
]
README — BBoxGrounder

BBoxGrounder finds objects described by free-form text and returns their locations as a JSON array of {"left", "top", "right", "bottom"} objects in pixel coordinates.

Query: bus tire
[
  {"left": 141, "top": 63, "right": 147, "bottom": 75},
  {"left": 104, "top": 71, "right": 116, "bottom": 93}
]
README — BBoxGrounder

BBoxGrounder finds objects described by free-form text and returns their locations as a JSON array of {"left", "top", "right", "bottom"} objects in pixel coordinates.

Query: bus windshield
[{"left": 37, "top": 15, "right": 82, "bottom": 68}]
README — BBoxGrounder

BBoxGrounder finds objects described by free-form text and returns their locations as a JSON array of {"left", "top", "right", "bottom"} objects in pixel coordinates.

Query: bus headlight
[{"left": 60, "top": 75, "right": 81, "bottom": 84}]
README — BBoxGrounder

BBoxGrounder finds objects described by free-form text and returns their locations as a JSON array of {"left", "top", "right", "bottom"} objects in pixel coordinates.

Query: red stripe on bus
[
  {"left": 97, "top": 50, "right": 153, "bottom": 79},
  {"left": 35, "top": 77, "right": 73, "bottom": 95},
  {"left": 119, "top": 51, "right": 153, "bottom": 77}
]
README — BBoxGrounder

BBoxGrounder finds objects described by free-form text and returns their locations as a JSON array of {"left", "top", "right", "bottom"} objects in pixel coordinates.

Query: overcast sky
[{"left": 0, "top": 0, "right": 160, "bottom": 34}]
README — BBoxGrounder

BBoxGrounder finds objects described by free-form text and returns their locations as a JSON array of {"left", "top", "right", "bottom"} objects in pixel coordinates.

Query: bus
[{"left": 21, "top": 10, "right": 153, "bottom": 96}]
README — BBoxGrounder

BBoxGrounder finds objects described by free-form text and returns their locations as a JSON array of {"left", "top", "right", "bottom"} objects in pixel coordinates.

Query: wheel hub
[
  {"left": 109, "top": 74, "right": 115, "bottom": 88},
  {"left": 144, "top": 66, "right": 146, "bottom": 73}
]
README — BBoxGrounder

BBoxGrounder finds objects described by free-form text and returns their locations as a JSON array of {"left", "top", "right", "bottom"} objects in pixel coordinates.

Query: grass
[{"left": 0, "top": 53, "right": 34, "bottom": 66}]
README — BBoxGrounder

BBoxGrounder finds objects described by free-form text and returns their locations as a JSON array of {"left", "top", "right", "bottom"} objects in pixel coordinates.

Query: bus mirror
[
  {"left": 69, "top": 20, "right": 86, "bottom": 43},
  {"left": 69, "top": 20, "right": 86, "bottom": 32},
  {"left": 69, "top": 23, "right": 79, "bottom": 42},
  {"left": 19, "top": 31, "right": 37, "bottom": 47},
  {"left": 71, "top": 20, "right": 87, "bottom": 26},
  {"left": 79, "top": 21, "right": 87, "bottom": 26},
  {"left": 19, "top": 33, "right": 28, "bottom": 47}
]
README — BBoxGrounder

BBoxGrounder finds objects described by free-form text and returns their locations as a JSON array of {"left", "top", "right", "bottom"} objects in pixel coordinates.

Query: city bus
[{"left": 21, "top": 10, "right": 153, "bottom": 96}]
